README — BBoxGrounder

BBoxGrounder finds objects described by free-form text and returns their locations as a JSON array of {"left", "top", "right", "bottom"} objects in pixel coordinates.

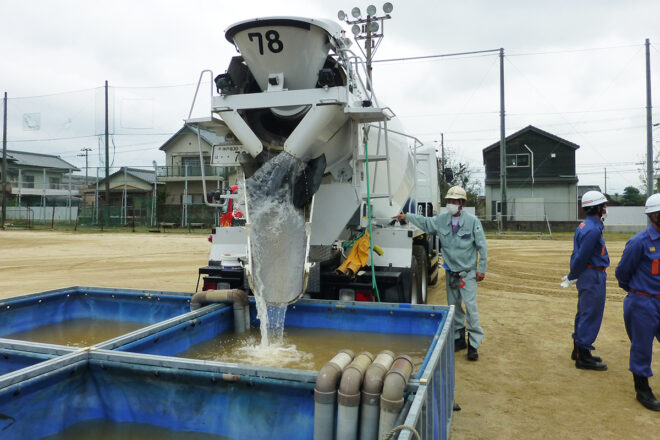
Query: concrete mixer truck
[{"left": 189, "top": 16, "right": 441, "bottom": 305}]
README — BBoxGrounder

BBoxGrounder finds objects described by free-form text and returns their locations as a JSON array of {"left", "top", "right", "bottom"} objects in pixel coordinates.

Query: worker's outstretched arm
[
  {"left": 615, "top": 236, "right": 642, "bottom": 292},
  {"left": 400, "top": 213, "right": 439, "bottom": 235},
  {"left": 568, "top": 228, "right": 601, "bottom": 280}
]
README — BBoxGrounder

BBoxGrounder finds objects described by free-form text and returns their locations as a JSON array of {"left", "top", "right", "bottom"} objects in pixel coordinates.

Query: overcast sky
[{"left": 1, "top": 0, "right": 659, "bottom": 194}]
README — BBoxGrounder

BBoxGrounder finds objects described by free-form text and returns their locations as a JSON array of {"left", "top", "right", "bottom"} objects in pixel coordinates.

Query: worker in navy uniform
[
  {"left": 561, "top": 190, "right": 609, "bottom": 370},
  {"left": 615, "top": 193, "right": 660, "bottom": 411}
]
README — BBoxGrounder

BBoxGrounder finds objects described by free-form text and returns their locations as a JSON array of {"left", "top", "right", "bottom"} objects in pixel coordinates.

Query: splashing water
[{"left": 245, "top": 152, "right": 307, "bottom": 346}]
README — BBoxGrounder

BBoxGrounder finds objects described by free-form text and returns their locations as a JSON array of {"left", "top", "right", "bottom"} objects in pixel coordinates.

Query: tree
[
  {"left": 437, "top": 146, "right": 482, "bottom": 207},
  {"left": 636, "top": 148, "right": 660, "bottom": 196},
  {"left": 621, "top": 186, "right": 645, "bottom": 206}
]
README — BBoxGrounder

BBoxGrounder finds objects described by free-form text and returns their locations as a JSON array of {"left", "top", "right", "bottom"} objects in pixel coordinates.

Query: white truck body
[{"left": 191, "top": 16, "right": 440, "bottom": 303}]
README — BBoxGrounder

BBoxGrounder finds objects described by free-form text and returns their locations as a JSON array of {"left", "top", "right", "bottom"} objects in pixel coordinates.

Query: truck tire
[
  {"left": 428, "top": 250, "right": 439, "bottom": 286},
  {"left": 427, "top": 235, "right": 439, "bottom": 286},
  {"left": 412, "top": 245, "right": 428, "bottom": 304},
  {"left": 408, "top": 253, "right": 420, "bottom": 304}
]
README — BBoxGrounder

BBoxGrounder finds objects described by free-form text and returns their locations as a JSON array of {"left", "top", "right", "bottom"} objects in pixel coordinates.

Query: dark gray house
[{"left": 482, "top": 125, "right": 579, "bottom": 222}]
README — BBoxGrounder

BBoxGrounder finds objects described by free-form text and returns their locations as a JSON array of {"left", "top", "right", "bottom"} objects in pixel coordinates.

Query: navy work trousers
[
  {"left": 624, "top": 293, "right": 660, "bottom": 377},
  {"left": 572, "top": 268, "right": 606, "bottom": 351}
]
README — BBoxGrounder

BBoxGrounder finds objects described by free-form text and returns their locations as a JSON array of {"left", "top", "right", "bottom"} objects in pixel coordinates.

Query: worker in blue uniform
[
  {"left": 561, "top": 190, "right": 609, "bottom": 371},
  {"left": 395, "top": 186, "right": 487, "bottom": 361},
  {"left": 615, "top": 193, "right": 660, "bottom": 411}
]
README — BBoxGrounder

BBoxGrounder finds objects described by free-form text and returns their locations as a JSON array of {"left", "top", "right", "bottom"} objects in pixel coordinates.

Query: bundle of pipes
[
  {"left": 314, "top": 350, "right": 414, "bottom": 440},
  {"left": 189, "top": 289, "right": 250, "bottom": 333}
]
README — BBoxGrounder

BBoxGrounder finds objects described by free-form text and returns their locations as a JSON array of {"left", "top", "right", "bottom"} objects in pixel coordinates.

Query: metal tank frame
[{"left": 0, "top": 286, "right": 454, "bottom": 439}]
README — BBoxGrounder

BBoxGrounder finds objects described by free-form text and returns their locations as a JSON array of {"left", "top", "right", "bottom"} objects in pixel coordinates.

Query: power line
[
  {"left": 8, "top": 132, "right": 174, "bottom": 143},
  {"left": 372, "top": 48, "right": 500, "bottom": 64},
  {"left": 8, "top": 86, "right": 102, "bottom": 100},
  {"left": 398, "top": 106, "right": 647, "bottom": 118},
  {"left": 371, "top": 43, "right": 644, "bottom": 65},
  {"left": 111, "top": 81, "right": 204, "bottom": 89},
  {"left": 412, "top": 122, "right": 648, "bottom": 139},
  {"left": 507, "top": 43, "right": 641, "bottom": 57},
  {"left": 8, "top": 134, "right": 98, "bottom": 142}
]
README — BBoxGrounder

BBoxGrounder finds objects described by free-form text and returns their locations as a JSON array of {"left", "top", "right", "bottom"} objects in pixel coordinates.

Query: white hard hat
[
  {"left": 581, "top": 190, "right": 607, "bottom": 208},
  {"left": 446, "top": 186, "right": 467, "bottom": 201},
  {"left": 645, "top": 193, "right": 660, "bottom": 214}
]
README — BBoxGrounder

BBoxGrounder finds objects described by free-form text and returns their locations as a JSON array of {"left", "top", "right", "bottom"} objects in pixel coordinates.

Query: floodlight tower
[{"left": 337, "top": 2, "right": 393, "bottom": 85}]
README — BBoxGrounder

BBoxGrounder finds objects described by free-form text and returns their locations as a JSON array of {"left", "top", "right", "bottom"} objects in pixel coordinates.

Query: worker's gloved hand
[{"left": 560, "top": 275, "right": 577, "bottom": 288}]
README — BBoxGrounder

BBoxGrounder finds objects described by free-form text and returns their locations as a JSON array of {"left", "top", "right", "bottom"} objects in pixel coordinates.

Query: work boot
[
  {"left": 634, "top": 374, "right": 660, "bottom": 411},
  {"left": 571, "top": 341, "right": 602, "bottom": 363},
  {"left": 575, "top": 346, "right": 607, "bottom": 371},
  {"left": 454, "top": 328, "right": 467, "bottom": 352},
  {"left": 467, "top": 344, "right": 479, "bottom": 361}
]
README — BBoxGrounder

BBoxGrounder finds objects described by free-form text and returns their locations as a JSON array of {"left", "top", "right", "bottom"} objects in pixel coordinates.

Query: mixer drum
[{"left": 225, "top": 17, "right": 341, "bottom": 92}]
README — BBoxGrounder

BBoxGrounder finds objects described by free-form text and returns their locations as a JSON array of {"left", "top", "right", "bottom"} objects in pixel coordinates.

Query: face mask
[
  {"left": 446, "top": 204, "right": 460, "bottom": 215},
  {"left": 600, "top": 206, "right": 607, "bottom": 222}
]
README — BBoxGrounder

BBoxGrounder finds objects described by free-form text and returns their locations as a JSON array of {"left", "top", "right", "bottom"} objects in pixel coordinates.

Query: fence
[
  {"left": 6, "top": 206, "right": 79, "bottom": 226},
  {"left": 482, "top": 201, "right": 648, "bottom": 234},
  {"left": 6, "top": 198, "right": 221, "bottom": 230}
]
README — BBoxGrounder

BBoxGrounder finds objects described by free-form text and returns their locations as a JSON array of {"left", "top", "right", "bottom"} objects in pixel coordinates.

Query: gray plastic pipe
[
  {"left": 189, "top": 289, "right": 250, "bottom": 333},
  {"left": 378, "top": 355, "right": 414, "bottom": 440},
  {"left": 360, "top": 350, "right": 395, "bottom": 440},
  {"left": 336, "top": 351, "right": 374, "bottom": 440},
  {"left": 314, "top": 349, "right": 355, "bottom": 440}
]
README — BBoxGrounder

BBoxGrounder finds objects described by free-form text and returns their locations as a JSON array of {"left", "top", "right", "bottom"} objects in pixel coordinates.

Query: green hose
[
  {"left": 363, "top": 130, "right": 381, "bottom": 302},
  {"left": 341, "top": 230, "right": 365, "bottom": 252}
]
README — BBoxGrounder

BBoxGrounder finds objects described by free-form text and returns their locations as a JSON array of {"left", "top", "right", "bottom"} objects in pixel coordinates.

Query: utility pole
[
  {"left": 152, "top": 160, "right": 158, "bottom": 227},
  {"left": 104, "top": 80, "right": 110, "bottom": 206},
  {"left": 646, "top": 38, "right": 653, "bottom": 198},
  {"left": 1, "top": 92, "right": 7, "bottom": 229},
  {"left": 78, "top": 147, "right": 92, "bottom": 183},
  {"left": 441, "top": 133, "right": 445, "bottom": 206},
  {"left": 499, "top": 48, "right": 507, "bottom": 227},
  {"left": 604, "top": 168, "right": 607, "bottom": 195}
]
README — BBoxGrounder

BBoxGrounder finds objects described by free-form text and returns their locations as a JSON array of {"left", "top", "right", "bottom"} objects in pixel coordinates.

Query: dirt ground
[{"left": 0, "top": 229, "right": 658, "bottom": 438}]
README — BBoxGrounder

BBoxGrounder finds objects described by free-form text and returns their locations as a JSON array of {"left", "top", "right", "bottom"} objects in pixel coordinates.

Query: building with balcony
[
  {"left": 1, "top": 149, "right": 81, "bottom": 206},
  {"left": 157, "top": 124, "right": 232, "bottom": 206}
]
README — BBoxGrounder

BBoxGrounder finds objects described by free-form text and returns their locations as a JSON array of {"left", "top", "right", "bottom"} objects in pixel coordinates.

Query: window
[
  {"left": 181, "top": 156, "right": 201, "bottom": 168},
  {"left": 49, "top": 176, "right": 61, "bottom": 189},
  {"left": 22, "top": 175, "right": 35, "bottom": 188},
  {"left": 180, "top": 156, "right": 210, "bottom": 177},
  {"left": 506, "top": 153, "right": 530, "bottom": 168}
]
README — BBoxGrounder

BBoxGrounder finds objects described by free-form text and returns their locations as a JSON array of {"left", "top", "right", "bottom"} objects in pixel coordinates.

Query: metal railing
[
  {"left": 399, "top": 306, "right": 455, "bottom": 440},
  {"left": 7, "top": 180, "right": 87, "bottom": 191},
  {"left": 156, "top": 165, "right": 226, "bottom": 179}
]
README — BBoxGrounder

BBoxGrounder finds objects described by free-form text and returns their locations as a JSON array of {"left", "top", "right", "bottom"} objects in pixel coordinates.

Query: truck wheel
[
  {"left": 428, "top": 249, "right": 439, "bottom": 286},
  {"left": 427, "top": 236, "right": 439, "bottom": 286},
  {"left": 408, "top": 253, "right": 420, "bottom": 304},
  {"left": 412, "top": 245, "right": 428, "bottom": 304}
]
